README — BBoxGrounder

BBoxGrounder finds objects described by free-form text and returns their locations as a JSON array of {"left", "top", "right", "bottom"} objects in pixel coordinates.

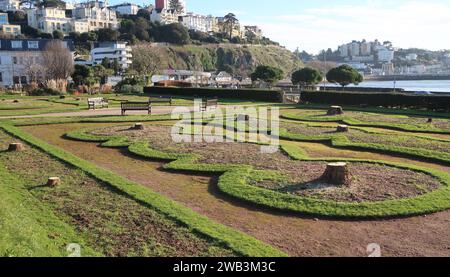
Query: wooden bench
[
  {"left": 150, "top": 96, "right": 173, "bottom": 106},
  {"left": 200, "top": 98, "right": 218, "bottom": 112},
  {"left": 87, "top": 97, "right": 109, "bottom": 110},
  {"left": 121, "top": 101, "right": 151, "bottom": 116}
]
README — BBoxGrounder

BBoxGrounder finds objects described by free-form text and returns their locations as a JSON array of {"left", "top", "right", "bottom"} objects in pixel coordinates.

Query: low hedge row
[
  {"left": 144, "top": 86, "right": 284, "bottom": 103},
  {"left": 281, "top": 112, "right": 450, "bottom": 134},
  {"left": 63, "top": 127, "right": 450, "bottom": 219},
  {"left": 301, "top": 90, "right": 450, "bottom": 110},
  {"left": 2, "top": 123, "right": 285, "bottom": 257}
]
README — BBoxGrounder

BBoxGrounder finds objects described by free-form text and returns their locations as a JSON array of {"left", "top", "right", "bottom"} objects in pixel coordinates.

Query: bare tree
[
  {"left": 41, "top": 40, "right": 74, "bottom": 91},
  {"left": 23, "top": 56, "right": 44, "bottom": 84},
  {"left": 132, "top": 44, "right": 162, "bottom": 84}
]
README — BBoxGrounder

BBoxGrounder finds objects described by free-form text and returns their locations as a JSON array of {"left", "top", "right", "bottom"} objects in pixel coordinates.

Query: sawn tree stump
[
  {"left": 133, "top": 123, "right": 145, "bottom": 130},
  {"left": 337, "top": 124, "right": 349, "bottom": 132},
  {"left": 47, "top": 177, "right": 61, "bottom": 187},
  {"left": 321, "top": 162, "right": 351, "bottom": 185},
  {"left": 327, "top": 106, "right": 344, "bottom": 115},
  {"left": 8, "top": 143, "right": 25, "bottom": 152}
]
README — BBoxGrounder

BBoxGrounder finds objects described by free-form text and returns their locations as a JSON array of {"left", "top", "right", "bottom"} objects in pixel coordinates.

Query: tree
[
  {"left": 250, "top": 65, "right": 284, "bottom": 87},
  {"left": 291, "top": 67, "right": 323, "bottom": 87},
  {"left": 41, "top": 40, "right": 74, "bottom": 91},
  {"left": 132, "top": 44, "right": 162, "bottom": 84},
  {"left": 52, "top": 30, "right": 64, "bottom": 40},
  {"left": 72, "top": 64, "right": 93, "bottom": 86},
  {"left": 155, "top": 23, "right": 190, "bottom": 45},
  {"left": 101, "top": 57, "right": 110, "bottom": 69},
  {"left": 326, "top": 65, "right": 363, "bottom": 88},
  {"left": 96, "top": 28, "right": 119, "bottom": 42},
  {"left": 224, "top": 13, "right": 238, "bottom": 39},
  {"left": 136, "top": 9, "right": 151, "bottom": 19},
  {"left": 169, "top": 0, "right": 185, "bottom": 14}
]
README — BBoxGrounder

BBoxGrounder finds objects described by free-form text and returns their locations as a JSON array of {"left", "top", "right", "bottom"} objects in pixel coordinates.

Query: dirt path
[{"left": 22, "top": 123, "right": 450, "bottom": 257}]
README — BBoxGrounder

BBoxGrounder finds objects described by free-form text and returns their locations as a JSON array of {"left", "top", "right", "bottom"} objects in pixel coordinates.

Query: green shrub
[
  {"left": 31, "top": 88, "right": 62, "bottom": 96},
  {"left": 144, "top": 86, "right": 284, "bottom": 102},
  {"left": 120, "top": 85, "right": 143, "bottom": 94},
  {"left": 301, "top": 91, "right": 450, "bottom": 111}
]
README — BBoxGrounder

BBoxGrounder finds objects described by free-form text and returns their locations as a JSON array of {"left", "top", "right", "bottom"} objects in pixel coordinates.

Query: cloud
[{"left": 252, "top": 0, "right": 450, "bottom": 53}]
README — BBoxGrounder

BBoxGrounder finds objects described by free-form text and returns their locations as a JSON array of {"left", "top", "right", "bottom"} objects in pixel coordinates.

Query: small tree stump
[
  {"left": 13, "top": 99, "right": 19, "bottom": 103},
  {"left": 322, "top": 162, "right": 351, "bottom": 185},
  {"left": 8, "top": 143, "right": 25, "bottom": 152},
  {"left": 47, "top": 177, "right": 61, "bottom": 187},
  {"left": 427, "top": 118, "right": 433, "bottom": 123},
  {"left": 337, "top": 124, "right": 349, "bottom": 132},
  {"left": 133, "top": 123, "right": 145, "bottom": 130},
  {"left": 327, "top": 106, "right": 344, "bottom": 115}
]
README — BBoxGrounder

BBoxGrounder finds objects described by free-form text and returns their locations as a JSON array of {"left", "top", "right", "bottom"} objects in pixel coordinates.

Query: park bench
[
  {"left": 121, "top": 101, "right": 151, "bottom": 116},
  {"left": 87, "top": 97, "right": 109, "bottom": 110},
  {"left": 200, "top": 98, "right": 218, "bottom": 112},
  {"left": 150, "top": 95, "right": 173, "bottom": 106}
]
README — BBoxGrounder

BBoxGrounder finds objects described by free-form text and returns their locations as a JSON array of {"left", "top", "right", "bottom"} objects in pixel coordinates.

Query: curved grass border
[
  {"left": 64, "top": 127, "right": 450, "bottom": 219},
  {"left": 278, "top": 127, "right": 450, "bottom": 164},
  {"left": 0, "top": 123, "right": 286, "bottom": 257},
  {"left": 281, "top": 111, "right": 450, "bottom": 134}
]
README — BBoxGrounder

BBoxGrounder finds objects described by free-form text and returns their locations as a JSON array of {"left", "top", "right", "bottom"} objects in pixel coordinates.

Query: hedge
[
  {"left": 301, "top": 90, "right": 450, "bottom": 110},
  {"left": 62, "top": 127, "right": 450, "bottom": 219},
  {"left": 144, "top": 86, "right": 284, "bottom": 103}
]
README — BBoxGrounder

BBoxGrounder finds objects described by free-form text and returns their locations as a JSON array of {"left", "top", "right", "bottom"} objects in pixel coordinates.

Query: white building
[
  {"left": 378, "top": 48, "right": 395, "bottom": 62},
  {"left": 27, "top": 7, "right": 72, "bottom": 35},
  {"left": 0, "top": 39, "right": 74, "bottom": 87},
  {"left": 90, "top": 41, "right": 132, "bottom": 70},
  {"left": 349, "top": 41, "right": 360, "bottom": 57},
  {"left": 72, "top": 1, "right": 119, "bottom": 31},
  {"left": 339, "top": 44, "right": 349, "bottom": 57},
  {"left": 150, "top": 8, "right": 180, "bottom": 24},
  {"left": 0, "top": 0, "right": 20, "bottom": 11},
  {"left": 110, "top": 3, "right": 140, "bottom": 15},
  {"left": 406, "top": 53, "right": 418, "bottom": 61},
  {"left": 179, "top": 12, "right": 218, "bottom": 33},
  {"left": 244, "top": 25, "right": 262, "bottom": 39},
  {"left": 360, "top": 41, "right": 372, "bottom": 56}
]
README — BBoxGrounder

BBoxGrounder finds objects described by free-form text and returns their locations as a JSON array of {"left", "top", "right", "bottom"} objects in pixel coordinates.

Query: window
[
  {"left": 21, "top": 76, "right": 27, "bottom": 85},
  {"left": 11, "top": 41, "right": 22, "bottom": 48},
  {"left": 13, "top": 57, "right": 17, "bottom": 64},
  {"left": 28, "top": 41, "right": 39, "bottom": 49},
  {"left": 0, "top": 72, "right": 2, "bottom": 82}
]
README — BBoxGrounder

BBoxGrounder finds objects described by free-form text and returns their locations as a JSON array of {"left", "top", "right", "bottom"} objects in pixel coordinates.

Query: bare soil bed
[
  {"left": 283, "top": 122, "right": 450, "bottom": 153},
  {"left": 0, "top": 130, "right": 235, "bottom": 257},
  {"left": 90, "top": 125, "right": 442, "bottom": 202}
]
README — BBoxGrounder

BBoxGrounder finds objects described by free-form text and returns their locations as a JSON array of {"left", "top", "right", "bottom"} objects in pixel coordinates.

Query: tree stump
[
  {"left": 47, "top": 177, "right": 61, "bottom": 187},
  {"left": 8, "top": 143, "right": 25, "bottom": 152},
  {"left": 133, "top": 123, "right": 145, "bottom": 130},
  {"left": 427, "top": 118, "right": 433, "bottom": 123},
  {"left": 337, "top": 124, "right": 349, "bottom": 132},
  {"left": 327, "top": 106, "right": 344, "bottom": 115},
  {"left": 13, "top": 99, "right": 19, "bottom": 103},
  {"left": 321, "top": 162, "right": 351, "bottom": 185}
]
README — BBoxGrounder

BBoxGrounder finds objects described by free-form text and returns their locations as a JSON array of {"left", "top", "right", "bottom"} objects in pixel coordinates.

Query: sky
[{"left": 108, "top": 0, "right": 450, "bottom": 54}]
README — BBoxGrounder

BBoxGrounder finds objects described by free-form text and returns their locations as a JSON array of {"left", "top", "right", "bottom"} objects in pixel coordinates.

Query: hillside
[{"left": 132, "top": 43, "right": 303, "bottom": 77}]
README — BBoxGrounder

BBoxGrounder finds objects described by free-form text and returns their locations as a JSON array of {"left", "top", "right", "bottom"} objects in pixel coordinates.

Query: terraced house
[{"left": 0, "top": 39, "right": 74, "bottom": 87}]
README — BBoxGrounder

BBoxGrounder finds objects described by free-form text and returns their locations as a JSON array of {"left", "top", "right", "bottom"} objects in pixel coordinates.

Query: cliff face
[{"left": 132, "top": 43, "right": 303, "bottom": 77}]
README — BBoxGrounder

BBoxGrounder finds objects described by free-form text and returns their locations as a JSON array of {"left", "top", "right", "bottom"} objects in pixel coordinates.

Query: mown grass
[
  {"left": 281, "top": 110, "right": 450, "bottom": 134},
  {"left": 278, "top": 126, "right": 450, "bottom": 164},
  {"left": 0, "top": 160, "right": 99, "bottom": 257},
  {"left": 63, "top": 126, "right": 450, "bottom": 219},
  {"left": 0, "top": 123, "right": 286, "bottom": 257}
]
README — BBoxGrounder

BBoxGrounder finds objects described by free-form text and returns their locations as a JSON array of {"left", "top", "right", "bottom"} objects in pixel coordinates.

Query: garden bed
[
  {"left": 89, "top": 124, "right": 443, "bottom": 203},
  {"left": 0, "top": 129, "right": 235, "bottom": 257}
]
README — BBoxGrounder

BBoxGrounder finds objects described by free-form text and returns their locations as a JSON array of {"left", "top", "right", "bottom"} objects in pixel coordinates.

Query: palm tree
[
  {"left": 169, "top": 0, "right": 184, "bottom": 14},
  {"left": 224, "top": 13, "right": 238, "bottom": 40}
]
